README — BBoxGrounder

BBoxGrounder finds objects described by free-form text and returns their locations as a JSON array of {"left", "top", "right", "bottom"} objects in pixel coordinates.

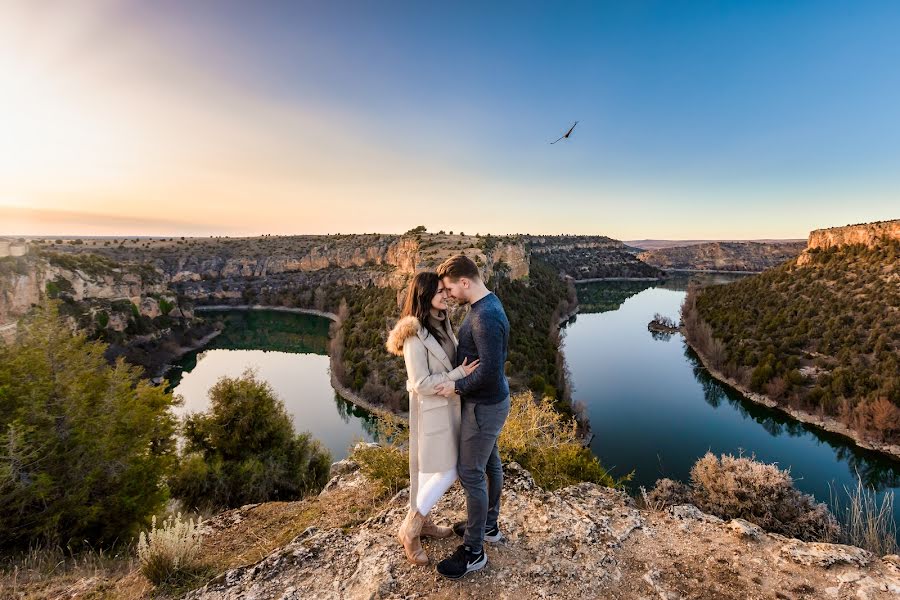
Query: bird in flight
[{"left": 551, "top": 121, "right": 578, "bottom": 144}]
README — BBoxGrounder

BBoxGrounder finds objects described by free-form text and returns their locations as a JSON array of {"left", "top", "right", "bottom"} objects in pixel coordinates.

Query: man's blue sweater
[{"left": 453, "top": 292, "right": 510, "bottom": 404}]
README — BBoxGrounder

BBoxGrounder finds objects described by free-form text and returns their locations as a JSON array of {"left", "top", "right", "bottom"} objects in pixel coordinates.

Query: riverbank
[
  {"left": 684, "top": 334, "right": 900, "bottom": 462},
  {"left": 573, "top": 276, "right": 662, "bottom": 283},
  {"left": 667, "top": 268, "right": 762, "bottom": 274},
  {"left": 193, "top": 304, "right": 404, "bottom": 422},
  {"left": 151, "top": 328, "right": 222, "bottom": 384}
]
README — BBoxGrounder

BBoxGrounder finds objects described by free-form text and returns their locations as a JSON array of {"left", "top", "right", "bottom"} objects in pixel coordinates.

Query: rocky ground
[{"left": 186, "top": 461, "right": 900, "bottom": 600}]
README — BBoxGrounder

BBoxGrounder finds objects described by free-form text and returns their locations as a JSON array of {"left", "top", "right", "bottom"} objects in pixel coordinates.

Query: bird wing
[
  {"left": 565, "top": 121, "right": 578, "bottom": 136},
  {"left": 550, "top": 134, "right": 565, "bottom": 144}
]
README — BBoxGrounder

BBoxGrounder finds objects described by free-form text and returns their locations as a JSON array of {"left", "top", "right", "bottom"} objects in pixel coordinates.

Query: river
[
  {"left": 563, "top": 275, "right": 900, "bottom": 530},
  {"left": 168, "top": 285, "right": 899, "bottom": 532}
]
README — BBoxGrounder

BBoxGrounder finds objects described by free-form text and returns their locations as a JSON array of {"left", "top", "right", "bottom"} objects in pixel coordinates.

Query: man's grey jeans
[{"left": 458, "top": 396, "right": 510, "bottom": 554}]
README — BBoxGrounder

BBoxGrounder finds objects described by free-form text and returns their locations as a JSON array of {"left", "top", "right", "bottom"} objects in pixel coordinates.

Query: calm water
[
  {"left": 169, "top": 310, "right": 377, "bottom": 460},
  {"left": 564, "top": 277, "right": 900, "bottom": 528}
]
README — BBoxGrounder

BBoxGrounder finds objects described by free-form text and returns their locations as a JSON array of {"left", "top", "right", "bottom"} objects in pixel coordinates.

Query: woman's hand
[{"left": 461, "top": 356, "right": 480, "bottom": 376}]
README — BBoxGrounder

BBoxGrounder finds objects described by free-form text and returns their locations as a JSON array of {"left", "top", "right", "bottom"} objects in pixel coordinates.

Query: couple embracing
[{"left": 386, "top": 254, "right": 510, "bottom": 580}]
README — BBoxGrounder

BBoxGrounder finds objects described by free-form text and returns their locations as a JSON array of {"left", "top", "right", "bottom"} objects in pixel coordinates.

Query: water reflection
[
  {"left": 564, "top": 277, "right": 900, "bottom": 535},
  {"left": 170, "top": 310, "right": 376, "bottom": 460}
]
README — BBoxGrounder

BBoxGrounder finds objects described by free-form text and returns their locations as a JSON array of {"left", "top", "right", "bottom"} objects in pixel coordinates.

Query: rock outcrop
[
  {"left": 186, "top": 461, "right": 900, "bottom": 600},
  {"left": 526, "top": 235, "right": 664, "bottom": 280},
  {"left": 797, "top": 219, "right": 900, "bottom": 266},
  {"left": 0, "top": 256, "right": 166, "bottom": 326},
  {"left": 639, "top": 241, "right": 807, "bottom": 272}
]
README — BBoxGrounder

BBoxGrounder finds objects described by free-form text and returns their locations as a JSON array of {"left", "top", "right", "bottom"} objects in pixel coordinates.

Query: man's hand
[{"left": 433, "top": 382, "right": 456, "bottom": 397}]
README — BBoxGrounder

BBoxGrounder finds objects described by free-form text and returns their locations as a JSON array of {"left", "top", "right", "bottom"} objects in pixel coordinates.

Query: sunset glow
[{"left": 2, "top": 1, "right": 898, "bottom": 239}]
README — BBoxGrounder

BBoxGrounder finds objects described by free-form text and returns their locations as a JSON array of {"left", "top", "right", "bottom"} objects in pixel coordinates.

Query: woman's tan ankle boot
[
  {"left": 397, "top": 509, "right": 428, "bottom": 565},
  {"left": 420, "top": 514, "right": 453, "bottom": 538}
]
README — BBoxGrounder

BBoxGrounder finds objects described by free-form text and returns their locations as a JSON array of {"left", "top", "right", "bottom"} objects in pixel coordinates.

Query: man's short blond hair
[{"left": 436, "top": 254, "right": 481, "bottom": 282}]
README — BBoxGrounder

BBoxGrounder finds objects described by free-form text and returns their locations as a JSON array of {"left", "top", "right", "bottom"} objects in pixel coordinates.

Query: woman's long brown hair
[{"left": 401, "top": 271, "right": 445, "bottom": 340}]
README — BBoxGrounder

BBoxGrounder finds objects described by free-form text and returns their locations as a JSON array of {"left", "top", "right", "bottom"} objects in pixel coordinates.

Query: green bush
[
  {"left": 0, "top": 302, "right": 178, "bottom": 550},
  {"left": 169, "top": 370, "right": 332, "bottom": 511}
]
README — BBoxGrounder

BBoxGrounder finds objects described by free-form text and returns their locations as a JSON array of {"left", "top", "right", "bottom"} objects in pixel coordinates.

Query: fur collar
[{"left": 385, "top": 316, "right": 421, "bottom": 356}]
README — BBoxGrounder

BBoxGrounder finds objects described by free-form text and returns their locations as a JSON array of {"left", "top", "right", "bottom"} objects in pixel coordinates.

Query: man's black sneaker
[
  {"left": 436, "top": 544, "right": 487, "bottom": 580},
  {"left": 451, "top": 521, "right": 502, "bottom": 543}
]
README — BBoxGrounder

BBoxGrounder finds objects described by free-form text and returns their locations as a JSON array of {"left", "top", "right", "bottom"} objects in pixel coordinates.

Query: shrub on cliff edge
[
  {"left": 0, "top": 302, "right": 178, "bottom": 550},
  {"left": 169, "top": 369, "right": 332, "bottom": 511},
  {"left": 648, "top": 452, "right": 839, "bottom": 542}
]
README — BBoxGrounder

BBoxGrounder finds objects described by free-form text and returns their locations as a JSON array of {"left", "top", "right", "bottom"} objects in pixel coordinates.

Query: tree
[
  {"left": 169, "top": 370, "right": 331, "bottom": 511},
  {"left": 0, "top": 302, "right": 178, "bottom": 549}
]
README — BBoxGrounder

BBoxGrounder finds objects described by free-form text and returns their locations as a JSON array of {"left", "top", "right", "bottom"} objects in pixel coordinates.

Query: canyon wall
[
  {"left": 639, "top": 241, "right": 807, "bottom": 272},
  {"left": 797, "top": 219, "right": 899, "bottom": 266}
]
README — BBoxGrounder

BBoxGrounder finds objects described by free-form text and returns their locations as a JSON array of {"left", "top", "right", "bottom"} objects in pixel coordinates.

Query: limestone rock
[
  {"left": 183, "top": 461, "right": 900, "bottom": 600},
  {"left": 728, "top": 518, "right": 764, "bottom": 540},
  {"left": 779, "top": 539, "right": 873, "bottom": 568},
  {"left": 797, "top": 219, "right": 899, "bottom": 265}
]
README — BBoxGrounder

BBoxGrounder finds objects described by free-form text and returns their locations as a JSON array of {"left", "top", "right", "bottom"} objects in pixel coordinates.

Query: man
[{"left": 433, "top": 254, "right": 510, "bottom": 580}]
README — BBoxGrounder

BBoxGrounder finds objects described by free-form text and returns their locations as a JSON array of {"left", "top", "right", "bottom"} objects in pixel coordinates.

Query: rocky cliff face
[
  {"left": 639, "top": 241, "right": 807, "bottom": 272},
  {"left": 186, "top": 460, "right": 900, "bottom": 600},
  {"left": 525, "top": 235, "right": 664, "bottom": 279},
  {"left": 0, "top": 233, "right": 529, "bottom": 314},
  {"left": 797, "top": 220, "right": 900, "bottom": 266},
  {"left": 0, "top": 256, "right": 167, "bottom": 326},
  {"left": 0, "top": 233, "right": 531, "bottom": 326}
]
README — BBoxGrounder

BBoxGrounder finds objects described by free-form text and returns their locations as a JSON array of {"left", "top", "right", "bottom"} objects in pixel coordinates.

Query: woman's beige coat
[{"left": 386, "top": 315, "right": 465, "bottom": 507}]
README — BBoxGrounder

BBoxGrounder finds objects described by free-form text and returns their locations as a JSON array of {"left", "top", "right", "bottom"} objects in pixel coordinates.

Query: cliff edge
[
  {"left": 797, "top": 219, "right": 899, "bottom": 266},
  {"left": 185, "top": 460, "right": 900, "bottom": 600}
]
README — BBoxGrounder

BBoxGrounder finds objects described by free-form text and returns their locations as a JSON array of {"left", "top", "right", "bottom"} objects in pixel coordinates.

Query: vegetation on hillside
[
  {"left": 684, "top": 240, "right": 900, "bottom": 443},
  {"left": 495, "top": 259, "right": 576, "bottom": 408},
  {"left": 0, "top": 303, "right": 178, "bottom": 550},
  {"left": 526, "top": 235, "right": 663, "bottom": 280},
  {"left": 257, "top": 258, "right": 577, "bottom": 414}
]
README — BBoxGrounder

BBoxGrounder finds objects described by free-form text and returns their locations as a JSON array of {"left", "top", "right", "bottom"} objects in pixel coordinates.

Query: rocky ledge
[{"left": 186, "top": 460, "right": 900, "bottom": 600}]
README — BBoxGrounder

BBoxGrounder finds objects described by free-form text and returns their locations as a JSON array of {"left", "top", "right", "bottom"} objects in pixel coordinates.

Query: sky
[{"left": 2, "top": 1, "right": 899, "bottom": 240}]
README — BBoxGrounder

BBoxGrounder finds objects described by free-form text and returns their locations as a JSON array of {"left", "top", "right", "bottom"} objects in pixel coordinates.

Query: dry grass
[
  {"left": 0, "top": 474, "right": 387, "bottom": 599},
  {"left": 831, "top": 476, "right": 898, "bottom": 556},
  {"left": 137, "top": 514, "right": 209, "bottom": 589},
  {"left": 0, "top": 543, "right": 141, "bottom": 600}
]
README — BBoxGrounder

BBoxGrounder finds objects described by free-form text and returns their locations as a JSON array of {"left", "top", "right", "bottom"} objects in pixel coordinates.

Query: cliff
[
  {"left": 183, "top": 460, "right": 900, "bottom": 600},
  {"left": 525, "top": 235, "right": 664, "bottom": 280},
  {"left": 638, "top": 241, "right": 807, "bottom": 272},
  {"left": 0, "top": 253, "right": 168, "bottom": 329},
  {"left": 0, "top": 233, "right": 530, "bottom": 326},
  {"left": 797, "top": 219, "right": 900, "bottom": 266},
  {"left": 688, "top": 219, "right": 900, "bottom": 449}
]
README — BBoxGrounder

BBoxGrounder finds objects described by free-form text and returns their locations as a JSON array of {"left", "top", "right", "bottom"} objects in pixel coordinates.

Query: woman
[{"left": 386, "top": 271, "right": 479, "bottom": 565}]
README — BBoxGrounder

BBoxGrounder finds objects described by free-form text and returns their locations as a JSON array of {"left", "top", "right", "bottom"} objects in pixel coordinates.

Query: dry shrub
[
  {"left": 499, "top": 392, "right": 629, "bottom": 490},
  {"left": 137, "top": 513, "right": 209, "bottom": 588},
  {"left": 644, "top": 478, "right": 692, "bottom": 509},
  {"left": 350, "top": 392, "right": 627, "bottom": 497},
  {"left": 348, "top": 414, "right": 409, "bottom": 498},
  {"left": 689, "top": 452, "right": 839, "bottom": 541}
]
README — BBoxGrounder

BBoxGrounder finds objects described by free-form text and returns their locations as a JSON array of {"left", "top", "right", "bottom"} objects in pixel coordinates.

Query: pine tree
[{"left": 0, "top": 302, "right": 178, "bottom": 549}]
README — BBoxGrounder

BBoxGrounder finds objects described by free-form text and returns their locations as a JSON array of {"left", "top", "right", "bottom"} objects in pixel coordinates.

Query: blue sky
[{"left": 2, "top": 1, "right": 898, "bottom": 238}]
